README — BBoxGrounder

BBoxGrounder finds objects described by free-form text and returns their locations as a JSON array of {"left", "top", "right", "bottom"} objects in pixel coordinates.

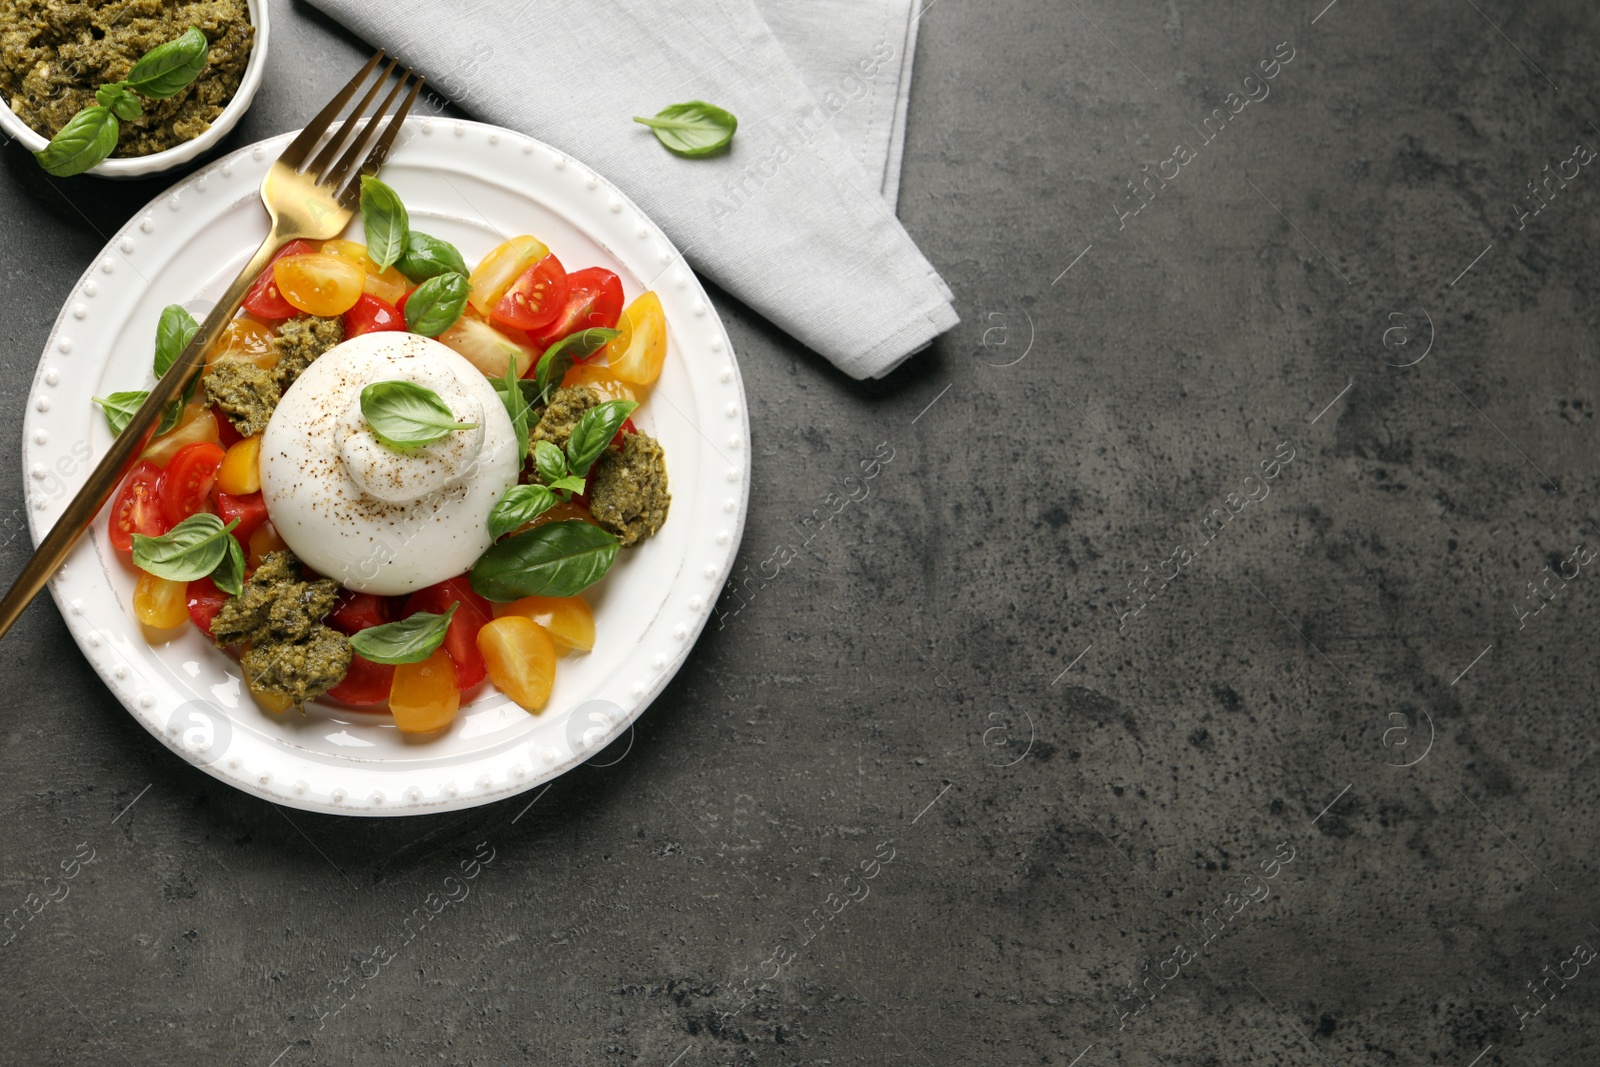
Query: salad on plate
[{"left": 96, "top": 174, "right": 672, "bottom": 735}]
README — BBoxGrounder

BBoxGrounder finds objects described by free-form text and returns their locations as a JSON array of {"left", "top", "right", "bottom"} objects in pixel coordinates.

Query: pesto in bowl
[{"left": 0, "top": 0, "right": 254, "bottom": 159}]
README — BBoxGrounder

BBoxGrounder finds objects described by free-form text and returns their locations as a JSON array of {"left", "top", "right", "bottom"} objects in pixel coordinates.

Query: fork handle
[{"left": 0, "top": 231, "right": 289, "bottom": 641}]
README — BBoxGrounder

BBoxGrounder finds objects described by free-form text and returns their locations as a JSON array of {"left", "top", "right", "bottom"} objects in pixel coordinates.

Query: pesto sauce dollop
[{"left": 0, "top": 0, "right": 253, "bottom": 157}]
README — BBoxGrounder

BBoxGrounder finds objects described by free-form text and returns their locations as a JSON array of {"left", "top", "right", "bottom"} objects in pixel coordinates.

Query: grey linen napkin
[
  {"left": 304, "top": 0, "right": 958, "bottom": 379},
  {"left": 755, "top": 0, "right": 927, "bottom": 208}
]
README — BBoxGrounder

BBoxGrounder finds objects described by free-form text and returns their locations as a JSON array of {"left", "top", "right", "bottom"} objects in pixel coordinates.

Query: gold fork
[{"left": 0, "top": 53, "right": 423, "bottom": 640}]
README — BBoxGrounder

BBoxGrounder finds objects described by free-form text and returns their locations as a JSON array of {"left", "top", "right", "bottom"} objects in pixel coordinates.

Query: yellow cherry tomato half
[
  {"left": 321, "top": 239, "right": 410, "bottom": 305},
  {"left": 206, "top": 318, "right": 279, "bottom": 371},
  {"left": 247, "top": 521, "right": 289, "bottom": 570},
  {"left": 492, "top": 595, "right": 595, "bottom": 653},
  {"left": 603, "top": 291, "right": 667, "bottom": 385},
  {"left": 140, "top": 406, "right": 219, "bottom": 467},
  {"left": 437, "top": 312, "right": 537, "bottom": 380},
  {"left": 249, "top": 681, "right": 297, "bottom": 714},
  {"left": 319, "top": 239, "right": 371, "bottom": 265},
  {"left": 467, "top": 235, "right": 549, "bottom": 316},
  {"left": 217, "top": 436, "right": 262, "bottom": 496},
  {"left": 363, "top": 268, "right": 410, "bottom": 306},
  {"left": 390, "top": 647, "right": 461, "bottom": 733},
  {"left": 272, "top": 253, "right": 366, "bottom": 317},
  {"left": 560, "top": 363, "right": 638, "bottom": 404},
  {"left": 133, "top": 571, "right": 189, "bottom": 629},
  {"left": 477, "top": 616, "right": 557, "bottom": 713}
]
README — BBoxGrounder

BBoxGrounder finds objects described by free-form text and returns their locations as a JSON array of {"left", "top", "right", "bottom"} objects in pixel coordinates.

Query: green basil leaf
[
  {"left": 487, "top": 484, "right": 557, "bottom": 540},
  {"left": 360, "top": 380, "right": 477, "bottom": 448},
  {"left": 154, "top": 354, "right": 202, "bottom": 436},
  {"left": 154, "top": 303, "right": 200, "bottom": 378},
  {"left": 212, "top": 533, "right": 246, "bottom": 597},
  {"left": 490, "top": 357, "right": 531, "bottom": 462},
  {"left": 95, "top": 83, "right": 143, "bottom": 121},
  {"left": 533, "top": 440, "right": 568, "bottom": 485},
  {"left": 153, "top": 389, "right": 190, "bottom": 437},
  {"left": 94, "top": 388, "right": 187, "bottom": 436},
  {"left": 395, "top": 231, "right": 468, "bottom": 282},
  {"left": 34, "top": 106, "right": 119, "bottom": 177},
  {"left": 403, "top": 272, "right": 469, "bottom": 337},
  {"left": 348, "top": 604, "right": 457, "bottom": 664},
  {"left": 546, "top": 475, "right": 588, "bottom": 495},
  {"left": 123, "top": 27, "right": 210, "bottom": 99},
  {"left": 518, "top": 378, "right": 542, "bottom": 411},
  {"left": 360, "top": 176, "right": 410, "bottom": 271},
  {"left": 93, "top": 391, "right": 148, "bottom": 435},
  {"left": 131, "top": 514, "right": 239, "bottom": 583},
  {"left": 88, "top": 262, "right": 200, "bottom": 443},
  {"left": 535, "top": 328, "right": 619, "bottom": 406},
  {"left": 632, "top": 101, "right": 738, "bottom": 158},
  {"left": 565, "top": 399, "right": 638, "bottom": 476},
  {"left": 470, "top": 520, "right": 619, "bottom": 601}
]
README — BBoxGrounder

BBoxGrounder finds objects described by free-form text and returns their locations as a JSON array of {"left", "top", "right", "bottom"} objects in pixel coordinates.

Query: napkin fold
[
  {"left": 754, "top": 0, "right": 925, "bottom": 208},
  {"left": 305, "top": 0, "right": 957, "bottom": 379}
]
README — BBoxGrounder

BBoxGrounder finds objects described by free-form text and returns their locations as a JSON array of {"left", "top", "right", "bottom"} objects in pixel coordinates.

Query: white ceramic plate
[{"left": 22, "top": 118, "right": 750, "bottom": 816}]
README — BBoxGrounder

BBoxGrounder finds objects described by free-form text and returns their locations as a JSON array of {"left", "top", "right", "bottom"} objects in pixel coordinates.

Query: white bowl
[{"left": 0, "top": 0, "right": 269, "bottom": 179}]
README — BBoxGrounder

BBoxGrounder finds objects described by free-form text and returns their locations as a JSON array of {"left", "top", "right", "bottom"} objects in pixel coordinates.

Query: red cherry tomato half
[
  {"left": 343, "top": 293, "right": 406, "bottom": 339},
  {"left": 328, "top": 591, "right": 390, "bottom": 635},
  {"left": 403, "top": 576, "right": 493, "bottom": 690},
  {"left": 185, "top": 575, "right": 229, "bottom": 638},
  {"left": 326, "top": 653, "right": 396, "bottom": 706},
  {"left": 110, "top": 460, "right": 167, "bottom": 552},
  {"left": 490, "top": 254, "right": 569, "bottom": 332},
  {"left": 214, "top": 491, "right": 269, "bottom": 547},
  {"left": 157, "top": 442, "right": 225, "bottom": 527},
  {"left": 524, "top": 267, "right": 624, "bottom": 350},
  {"left": 241, "top": 239, "right": 318, "bottom": 319},
  {"left": 212, "top": 404, "right": 244, "bottom": 450}
]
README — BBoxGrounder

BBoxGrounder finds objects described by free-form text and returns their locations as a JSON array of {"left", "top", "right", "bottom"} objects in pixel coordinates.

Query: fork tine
[
  {"left": 304, "top": 56, "right": 398, "bottom": 180},
  {"left": 318, "top": 69, "right": 409, "bottom": 192},
  {"left": 327, "top": 72, "right": 423, "bottom": 202},
  {"left": 279, "top": 51, "right": 384, "bottom": 169},
  {"left": 362, "top": 76, "right": 423, "bottom": 175}
]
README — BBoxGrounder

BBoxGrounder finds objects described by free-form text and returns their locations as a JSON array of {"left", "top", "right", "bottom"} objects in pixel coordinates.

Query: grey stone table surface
[{"left": 1, "top": 0, "right": 1597, "bottom": 1064}]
